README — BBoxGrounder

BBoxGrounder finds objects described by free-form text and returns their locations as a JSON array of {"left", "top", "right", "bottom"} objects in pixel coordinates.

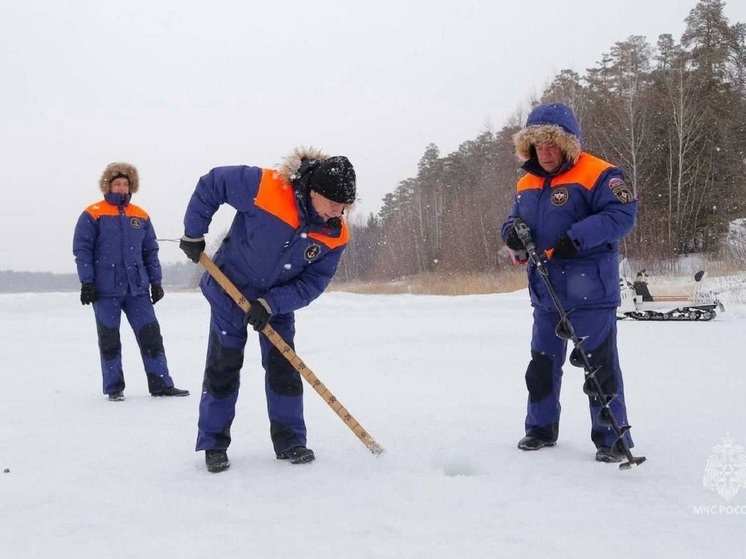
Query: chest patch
[
  {"left": 130, "top": 218, "right": 142, "bottom": 229},
  {"left": 304, "top": 243, "right": 321, "bottom": 262},
  {"left": 609, "top": 178, "right": 634, "bottom": 203},
  {"left": 551, "top": 187, "right": 569, "bottom": 206}
]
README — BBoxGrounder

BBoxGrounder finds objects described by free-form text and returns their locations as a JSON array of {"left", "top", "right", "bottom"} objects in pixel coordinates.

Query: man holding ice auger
[{"left": 501, "top": 103, "right": 639, "bottom": 463}]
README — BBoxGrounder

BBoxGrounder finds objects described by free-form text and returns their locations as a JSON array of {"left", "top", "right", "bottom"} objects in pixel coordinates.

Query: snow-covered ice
[{"left": 2, "top": 286, "right": 745, "bottom": 558}]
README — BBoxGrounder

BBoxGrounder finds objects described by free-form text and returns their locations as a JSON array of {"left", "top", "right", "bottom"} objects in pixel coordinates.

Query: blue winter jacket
[
  {"left": 73, "top": 192, "right": 163, "bottom": 297},
  {"left": 182, "top": 165, "right": 349, "bottom": 316},
  {"left": 501, "top": 108, "right": 637, "bottom": 311}
]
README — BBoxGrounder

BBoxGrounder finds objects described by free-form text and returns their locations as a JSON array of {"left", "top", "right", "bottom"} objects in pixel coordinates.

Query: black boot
[
  {"left": 205, "top": 450, "right": 230, "bottom": 473},
  {"left": 151, "top": 386, "right": 190, "bottom": 397},
  {"left": 276, "top": 446, "right": 315, "bottom": 464},
  {"left": 108, "top": 391, "right": 124, "bottom": 402},
  {"left": 517, "top": 436, "right": 556, "bottom": 451},
  {"left": 595, "top": 446, "right": 623, "bottom": 463}
]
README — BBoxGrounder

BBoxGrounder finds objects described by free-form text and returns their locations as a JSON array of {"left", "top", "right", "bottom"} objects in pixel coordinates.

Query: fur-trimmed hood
[
  {"left": 513, "top": 103, "right": 583, "bottom": 163},
  {"left": 99, "top": 162, "right": 139, "bottom": 193},
  {"left": 275, "top": 146, "right": 329, "bottom": 185}
]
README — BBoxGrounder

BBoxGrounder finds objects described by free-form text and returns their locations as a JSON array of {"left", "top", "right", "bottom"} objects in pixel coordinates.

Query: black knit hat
[{"left": 309, "top": 156, "right": 356, "bottom": 204}]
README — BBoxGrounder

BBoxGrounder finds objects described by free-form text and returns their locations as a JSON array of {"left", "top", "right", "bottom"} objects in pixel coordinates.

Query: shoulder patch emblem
[
  {"left": 304, "top": 243, "right": 321, "bottom": 262},
  {"left": 551, "top": 187, "right": 569, "bottom": 206},
  {"left": 611, "top": 181, "right": 634, "bottom": 204},
  {"left": 130, "top": 218, "right": 142, "bottom": 228}
]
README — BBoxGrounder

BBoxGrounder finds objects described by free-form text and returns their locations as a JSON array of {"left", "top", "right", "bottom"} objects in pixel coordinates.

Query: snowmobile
[{"left": 617, "top": 269, "right": 725, "bottom": 321}]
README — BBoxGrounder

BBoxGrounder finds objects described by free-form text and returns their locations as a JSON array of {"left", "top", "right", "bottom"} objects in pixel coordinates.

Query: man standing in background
[{"left": 73, "top": 162, "right": 190, "bottom": 402}]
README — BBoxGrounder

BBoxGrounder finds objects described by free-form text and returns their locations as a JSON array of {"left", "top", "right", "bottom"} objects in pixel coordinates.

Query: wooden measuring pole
[{"left": 199, "top": 253, "right": 384, "bottom": 456}]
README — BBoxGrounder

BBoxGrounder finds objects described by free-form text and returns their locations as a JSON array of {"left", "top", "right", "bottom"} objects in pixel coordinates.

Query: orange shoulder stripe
[
  {"left": 125, "top": 203, "right": 150, "bottom": 219},
  {"left": 310, "top": 223, "right": 349, "bottom": 250},
  {"left": 255, "top": 169, "right": 349, "bottom": 250},
  {"left": 254, "top": 169, "right": 300, "bottom": 228},
  {"left": 517, "top": 174, "right": 543, "bottom": 192},
  {"left": 552, "top": 153, "right": 614, "bottom": 190},
  {"left": 85, "top": 201, "right": 150, "bottom": 220},
  {"left": 516, "top": 153, "right": 615, "bottom": 192},
  {"left": 85, "top": 202, "right": 117, "bottom": 219}
]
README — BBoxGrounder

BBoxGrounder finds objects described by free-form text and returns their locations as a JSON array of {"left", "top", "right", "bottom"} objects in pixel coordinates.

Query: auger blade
[{"left": 619, "top": 456, "right": 647, "bottom": 470}]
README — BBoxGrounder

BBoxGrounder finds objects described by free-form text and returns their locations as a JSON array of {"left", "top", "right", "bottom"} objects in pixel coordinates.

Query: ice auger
[{"left": 513, "top": 219, "right": 646, "bottom": 471}]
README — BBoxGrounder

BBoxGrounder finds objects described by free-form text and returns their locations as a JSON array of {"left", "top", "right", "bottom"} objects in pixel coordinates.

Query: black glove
[
  {"left": 179, "top": 235, "right": 206, "bottom": 263},
  {"left": 151, "top": 284, "right": 164, "bottom": 305},
  {"left": 551, "top": 233, "right": 578, "bottom": 259},
  {"left": 80, "top": 283, "right": 97, "bottom": 305},
  {"left": 244, "top": 299, "right": 272, "bottom": 332},
  {"left": 504, "top": 227, "right": 524, "bottom": 250}
]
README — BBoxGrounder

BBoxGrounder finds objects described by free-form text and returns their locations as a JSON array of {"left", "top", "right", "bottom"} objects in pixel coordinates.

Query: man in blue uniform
[
  {"left": 73, "top": 162, "right": 189, "bottom": 401},
  {"left": 501, "top": 103, "right": 638, "bottom": 462},
  {"left": 179, "top": 148, "right": 356, "bottom": 473}
]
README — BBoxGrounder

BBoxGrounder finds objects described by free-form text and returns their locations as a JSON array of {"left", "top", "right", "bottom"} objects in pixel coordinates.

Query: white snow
[{"left": 2, "top": 286, "right": 746, "bottom": 557}]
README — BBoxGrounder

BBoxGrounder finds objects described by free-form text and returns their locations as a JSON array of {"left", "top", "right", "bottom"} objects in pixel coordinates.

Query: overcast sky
[{"left": 2, "top": 0, "right": 744, "bottom": 274}]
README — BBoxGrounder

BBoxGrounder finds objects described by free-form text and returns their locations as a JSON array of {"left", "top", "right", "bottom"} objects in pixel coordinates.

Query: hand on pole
[{"left": 179, "top": 235, "right": 206, "bottom": 263}]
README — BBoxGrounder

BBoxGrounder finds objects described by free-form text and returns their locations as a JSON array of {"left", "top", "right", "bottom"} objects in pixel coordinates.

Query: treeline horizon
[
  {"left": 0, "top": 263, "right": 200, "bottom": 293},
  {"left": 4, "top": 1, "right": 745, "bottom": 291},
  {"left": 336, "top": 0, "right": 746, "bottom": 283}
]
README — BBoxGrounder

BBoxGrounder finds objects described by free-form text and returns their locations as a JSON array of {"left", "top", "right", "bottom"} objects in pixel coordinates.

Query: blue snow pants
[
  {"left": 524, "top": 306, "right": 633, "bottom": 449},
  {"left": 92, "top": 295, "right": 174, "bottom": 395},
  {"left": 194, "top": 293, "right": 306, "bottom": 455}
]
